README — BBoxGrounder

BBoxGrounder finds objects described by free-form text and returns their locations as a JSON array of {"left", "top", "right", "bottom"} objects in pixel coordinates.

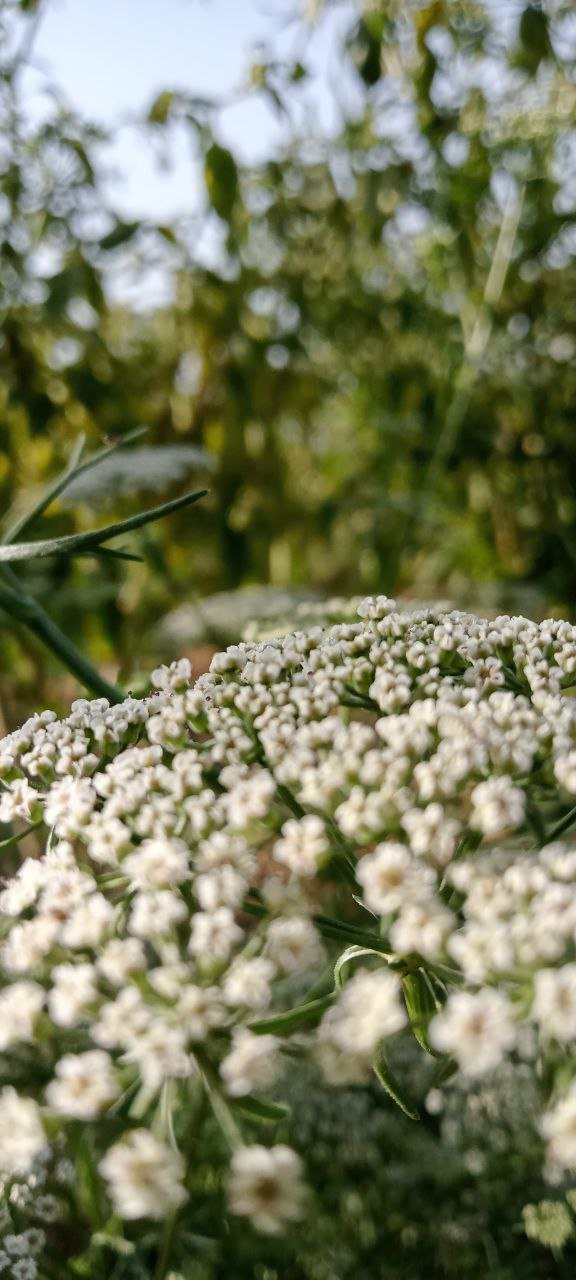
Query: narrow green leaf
[
  {"left": 148, "top": 90, "right": 175, "bottom": 125},
  {"left": 248, "top": 994, "right": 334, "bottom": 1035},
  {"left": 313, "top": 913, "right": 392, "bottom": 953},
  {"left": 544, "top": 804, "right": 576, "bottom": 846},
  {"left": 402, "top": 970, "right": 441, "bottom": 1054},
  {"left": 0, "top": 819, "right": 44, "bottom": 852},
  {"left": 428, "top": 1055, "right": 458, "bottom": 1088},
  {"left": 373, "top": 1047, "right": 420, "bottom": 1120},
  {"left": 204, "top": 144, "right": 238, "bottom": 221},
  {"left": 232, "top": 1096, "right": 290, "bottom": 1124},
  {"left": 157, "top": 225, "right": 178, "bottom": 245},
  {"left": 76, "top": 545, "right": 144, "bottom": 563},
  {"left": 0, "top": 488, "right": 207, "bottom": 563},
  {"left": 2, "top": 427, "right": 147, "bottom": 545},
  {"left": 334, "top": 945, "right": 383, "bottom": 988},
  {"left": 195, "top": 1050, "right": 243, "bottom": 1151}
]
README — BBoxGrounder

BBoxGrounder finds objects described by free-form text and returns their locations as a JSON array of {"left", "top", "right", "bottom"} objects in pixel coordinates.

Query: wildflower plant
[{"left": 4, "top": 595, "right": 576, "bottom": 1273}]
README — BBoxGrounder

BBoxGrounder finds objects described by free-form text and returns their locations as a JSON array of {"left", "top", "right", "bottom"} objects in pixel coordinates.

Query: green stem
[
  {"left": 312, "top": 912, "right": 392, "bottom": 952},
  {"left": 154, "top": 1210, "right": 178, "bottom": 1280},
  {"left": 0, "top": 571, "right": 124, "bottom": 703},
  {"left": 543, "top": 804, "right": 576, "bottom": 846},
  {"left": 0, "top": 819, "right": 44, "bottom": 853},
  {"left": 195, "top": 1051, "right": 243, "bottom": 1151},
  {"left": 2, "top": 428, "right": 147, "bottom": 545},
  {"left": 242, "top": 895, "right": 392, "bottom": 954}
]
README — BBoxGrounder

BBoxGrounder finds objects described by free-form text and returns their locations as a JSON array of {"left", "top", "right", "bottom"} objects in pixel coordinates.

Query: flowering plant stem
[
  {"left": 243, "top": 894, "right": 392, "bottom": 953},
  {"left": 195, "top": 1050, "right": 244, "bottom": 1151},
  {"left": 154, "top": 1210, "right": 178, "bottom": 1280},
  {"left": 544, "top": 803, "right": 576, "bottom": 845},
  {"left": 0, "top": 431, "right": 206, "bottom": 700},
  {"left": 0, "top": 818, "right": 44, "bottom": 852},
  {"left": 0, "top": 565, "right": 124, "bottom": 702}
]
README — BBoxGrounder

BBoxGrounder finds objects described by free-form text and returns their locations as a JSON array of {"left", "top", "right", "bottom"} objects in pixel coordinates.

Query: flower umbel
[{"left": 1, "top": 596, "right": 576, "bottom": 1262}]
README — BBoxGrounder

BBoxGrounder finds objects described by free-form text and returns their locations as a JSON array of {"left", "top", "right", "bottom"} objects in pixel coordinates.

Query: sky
[{"left": 29, "top": 0, "right": 357, "bottom": 222}]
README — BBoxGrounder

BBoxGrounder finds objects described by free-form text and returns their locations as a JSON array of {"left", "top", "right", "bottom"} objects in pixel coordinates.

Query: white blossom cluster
[
  {"left": 0, "top": 1141, "right": 69, "bottom": 1280},
  {"left": 3, "top": 597, "right": 576, "bottom": 1260}
]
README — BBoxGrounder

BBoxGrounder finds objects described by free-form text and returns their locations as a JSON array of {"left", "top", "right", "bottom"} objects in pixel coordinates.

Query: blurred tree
[{"left": 2, "top": 0, "right": 576, "bottom": 719}]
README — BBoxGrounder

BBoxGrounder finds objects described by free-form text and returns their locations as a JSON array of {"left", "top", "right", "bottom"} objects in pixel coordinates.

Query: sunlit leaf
[{"left": 204, "top": 144, "right": 238, "bottom": 221}]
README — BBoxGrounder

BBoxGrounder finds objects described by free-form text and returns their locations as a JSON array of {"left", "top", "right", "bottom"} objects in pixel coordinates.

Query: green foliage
[
  {"left": 204, "top": 144, "right": 239, "bottom": 222},
  {"left": 1, "top": 0, "right": 576, "bottom": 716}
]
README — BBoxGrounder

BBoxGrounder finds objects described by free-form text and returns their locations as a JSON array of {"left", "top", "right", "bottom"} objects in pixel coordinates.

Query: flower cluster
[{"left": 3, "top": 597, "right": 576, "bottom": 1269}]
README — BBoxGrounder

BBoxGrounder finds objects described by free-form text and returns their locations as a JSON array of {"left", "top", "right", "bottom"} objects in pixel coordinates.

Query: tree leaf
[
  {"left": 148, "top": 90, "right": 175, "bottom": 125},
  {"left": 99, "top": 221, "right": 141, "bottom": 252},
  {"left": 204, "top": 144, "right": 239, "bottom": 221}
]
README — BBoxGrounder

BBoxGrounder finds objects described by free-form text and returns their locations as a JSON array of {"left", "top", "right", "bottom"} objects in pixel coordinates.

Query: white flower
[
  {"left": 273, "top": 815, "right": 329, "bottom": 876},
  {"left": 555, "top": 751, "right": 576, "bottom": 794},
  {"left": 92, "top": 988, "right": 151, "bottom": 1050},
  {"left": 223, "top": 958, "right": 276, "bottom": 1010},
  {"left": 4, "top": 1230, "right": 40, "bottom": 1257},
  {"left": 2, "top": 918, "right": 59, "bottom": 973},
  {"left": 151, "top": 658, "right": 192, "bottom": 692},
  {"left": 43, "top": 777, "right": 96, "bottom": 837},
  {"left": 123, "top": 1021, "right": 191, "bottom": 1089},
  {"left": 532, "top": 965, "right": 576, "bottom": 1042},
  {"left": 6, "top": 593, "right": 576, "bottom": 1211},
  {"left": 541, "top": 1084, "right": 576, "bottom": 1172},
  {"left": 429, "top": 989, "right": 517, "bottom": 1076},
  {"left": 122, "top": 837, "right": 190, "bottom": 889},
  {"left": 470, "top": 777, "right": 525, "bottom": 836},
  {"left": 319, "top": 969, "right": 406, "bottom": 1062},
  {"left": 60, "top": 894, "right": 114, "bottom": 949},
  {"left": 0, "top": 778, "right": 39, "bottom": 823},
  {"left": 0, "top": 858, "right": 45, "bottom": 916},
  {"left": 356, "top": 843, "right": 430, "bottom": 915},
  {"left": 12, "top": 1261, "right": 38, "bottom": 1280},
  {"left": 0, "top": 1089, "right": 46, "bottom": 1175},
  {"left": 38, "top": 866, "right": 92, "bottom": 919},
  {"left": 188, "top": 908, "right": 244, "bottom": 962},
  {"left": 99, "top": 1130, "right": 187, "bottom": 1219},
  {"left": 195, "top": 865, "right": 247, "bottom": 911},
  {"left": 0, "top": 982, "right": 44, "bottom": 1049},
  {"left": 389, "top": 901, "right": 453, "bottom": 960},
  {"left": 225, "top": 772, "right": 276, "bottom": 828},
  {"left": 97, "top": 938, "right": 146, "bottom": 985},
  {"left": 265, "top": 917, "right": 324, "bottom": 973},
  {"left": 220, "top": 1029, "right": 280, "bottom": 1097},
  {"left": 401, "top": 804, "right": 461, "bottom": 867},
  {"left": 48, "top": 963, "right": 98, "bottom": 1027},
  {"left": 128, "top": 890, "right": 187, "bottom": 939},
  {"left": 46, "top": 1051, "right": 118, "bottom": 1118},
  {"left": 176, "top": 985, "right": 226, "bottom": 1040},
  {"left": 228, "top": 1144, "right": 305, "bottom": 1233},
  {"left": 448, "top": 923, "right": 514, "bottom": 982}
]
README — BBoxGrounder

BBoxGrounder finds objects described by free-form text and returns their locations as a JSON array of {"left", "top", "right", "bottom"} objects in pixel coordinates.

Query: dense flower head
[{"left": 3, "top": 597, "right": 576, "bottom": 1263}]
